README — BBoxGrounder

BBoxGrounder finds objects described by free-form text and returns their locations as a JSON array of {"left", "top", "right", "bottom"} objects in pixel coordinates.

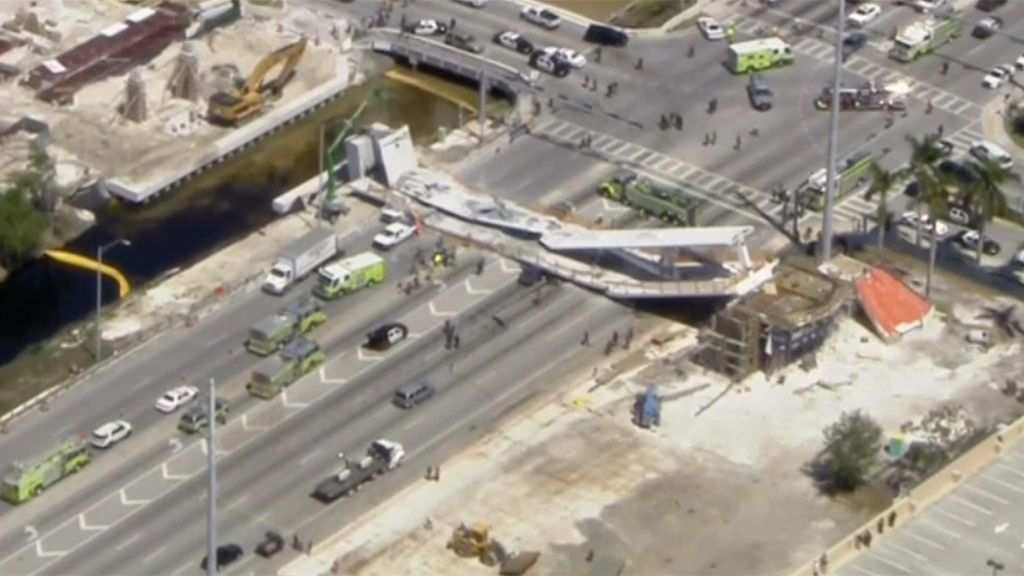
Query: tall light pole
[
  {"left": 207, "top": 378, "right": 218, "bottom": 576},
  {"left": 96, "top": 239, "right": 130, "bottom": 361},
  {"left": 819, "top": 0, "right": 847, "bottom": 264}
]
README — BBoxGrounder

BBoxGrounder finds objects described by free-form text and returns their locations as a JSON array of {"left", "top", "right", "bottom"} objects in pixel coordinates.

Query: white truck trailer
[{"left": 262, "top": 228, "right": 338, "bottom": 295}]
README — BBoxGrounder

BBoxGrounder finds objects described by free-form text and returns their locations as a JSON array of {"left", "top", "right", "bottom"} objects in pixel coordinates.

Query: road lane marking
[
  {"left": 963, "top": 483, "right": 1010, "bottom": 505},
  {"left": 298, "top": 450, "right": 323, "bottom": 468},
  {"left": 141, "top": 544, "right": 168, "bottom": 565},
  {"left": 995, "top": 522, "right": 1010, "bottom": 534},
  {"left": 905, "top": 530, "right": 945, "bottom": 551},
  {"left": 996, "top": 463, "right": 1024, "bottom": 480},
  {"left": 119, "top": 488, "right": 149, "bottom": 507},
  {"left": 199, "top": 439, "right": 229, "bottom": 457},
  {"left": 868, "top": 552, "right": 911, "bottom": 574},
  {"left": 78, "top": 514, "right": 107, "bottom": 532},
  {"left": 883, "top": 541, "right": 927, "bottom": 563},
  {"left": 980, "top": 473, "right": 1024, "bottom": 494},
  {"left": 401, "top": 415, "right": 425, "bottom": 432},
  {"left": 464, "top": 277, "right": 494, "bottom": 296},
  {"left": 35, "top": 541, "right": 64, "bottom": 559},
  {"left": 498, "top": 258, "right": 519, "bottom": 275},
  {"left": 114, "top": 534, "right": 140, "bottom": 552},
  {"left": 920, "top": 518, "right": 961, "bottom": 539},
  {"left": 168, "top": 438, "right": 182, "bottom": 454},
  {"left": 428, "top": 301, "right": 457, "bottom": 317},
  {"left": 161, "top": 462, "right": 190, "bottom": 481},
  {"left": 851, "top": 564, "right": 883, "bottom": 576},
  {"left": 356, "top": 347, "right": 384, "bottom": 362},
  {"left": 318, "top": 367, "right": 347, "bottom": 386},
  {"left": 280, "top": 390, "right": 311, "bottom": 408},
  {"left": 241, "top": 413, "right": 268, "bottom": 432},
  {"left": 934, "top": 507, "right": 976, "bottom": 527},
  {"left": 950, "top": 494, "right": 993, "bottom": 516}
]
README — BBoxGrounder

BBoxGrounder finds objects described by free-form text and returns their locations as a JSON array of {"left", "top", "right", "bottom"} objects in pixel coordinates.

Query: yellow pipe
[
  {"left": 384, "top": 68, "right": 478, "bottom": 113},
  {"left": 44, "top": 250, "right": 131, "bottom": 298}
]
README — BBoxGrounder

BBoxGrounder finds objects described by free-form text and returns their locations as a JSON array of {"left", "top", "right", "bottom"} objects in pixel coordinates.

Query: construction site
[{"left": 0, "top": 0, "right": 346, "bottom": 206}]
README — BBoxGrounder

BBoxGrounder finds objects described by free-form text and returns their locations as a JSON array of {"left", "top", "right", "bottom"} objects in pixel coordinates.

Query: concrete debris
[{"left": 899, "top": 405, "right": 975, "bottom": 450}]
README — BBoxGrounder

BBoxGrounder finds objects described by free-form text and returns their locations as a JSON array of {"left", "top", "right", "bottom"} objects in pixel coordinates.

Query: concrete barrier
[{"left": 788, "top": 413, "right": 1024, "bottom": 576}]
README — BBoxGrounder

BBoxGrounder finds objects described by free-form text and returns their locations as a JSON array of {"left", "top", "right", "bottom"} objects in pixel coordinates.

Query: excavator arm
[{"left": 243, "top": 38, "right": 307, "bottom": 95}]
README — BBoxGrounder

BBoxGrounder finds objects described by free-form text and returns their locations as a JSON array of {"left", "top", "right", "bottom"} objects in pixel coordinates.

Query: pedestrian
[
  {"left": 590, "top": 79, "right": 597, "bottom": 92},
  {"left": 624, "top": 327, "right": 634, "bottom": 349},
  {"left": 449, "top": 17, "right": 456, "bottom": 30},
  {"left": 702, "top": 132, "right": 709, "bottom": 146},
  {"left": 583, "top": 74, "right": 590, "bottom": 87},
  {"left": 925, "top": 100, "right": 933, "bottom": 114},
  {"left": 660, "top": 114, "right": 669, "bottom": 130},
  {"left": 674, "top": 115, "right": 682, "bottom": 130},
  {"left": 606, "top": 84, "right": 614, "bottom": 98},
  {"left": 941, "top": 61, "right": 949, "bottom": 75},
  {"left": 595, "top": 47, "right": 602, "bottom": 63},
  {"left": 635, "top": 56, "right": 643, "bottom": 70},
  {"left": 293, "top": 534, "right": 301, "bottom": 550},
  {"left": 687, "top": 45, "right": 695, "bottom": 58},
  {"left": 936, "top": 124, "right": 944, "bottom": 137},
  {"left": 400, "top": 14, "right": 407, "bottom": 33},
  {"left": 476, "top": 258, "right": 485, "bottom": 275},
  {"left": 453, "top": 334, "right": 461, "bottom": 349},
  {"left": 711, "top": 130, "right": 717, "bottom": 144},
  {"left": 708, "top": 98, "right": 717, "bottom": 114},
  {"left": 581, "top": 330, "right": 590, "bottom": 346},
  {"left": 492, "top": 315, "right": 506, "bottom": 329},
  {"left": 611, "top": 330, "right": 619, "bottom": 347},
  {"left": 306, "top": 541, "right": 313, "bottom": 555},
  {"left": 735, "top": 134, "right": 742, "bottom": 150},
  {"left": 444, "top": 319, "right": 453, "bottom": 336}
]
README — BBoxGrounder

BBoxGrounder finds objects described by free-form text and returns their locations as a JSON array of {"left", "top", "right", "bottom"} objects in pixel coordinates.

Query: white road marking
[
  {"left": 428, "top": 301, "right": 457, "bottom": 317},
  {"left": 78, "top": 514, "right": 107, "bottom": 532},
  {"left": 498, "top": 258, "right": 519, "bottom": 274},
  {"left": 464, "top": 278, "right": 494, "bottom": 296},
  {"left": 920, "top": 518, "right": 962, "bottom": 539},
  {"left": 120, "top": 488, "right": 148, "bottom": 507},
  {"left": 904, "top": 530, "right": 945, "bottom": 551},
  {"left": 851, "top": 564, "right": 884, "bottom": 576},
  {"left": 963, "top": 483, "right": 1010, "bottom": 505},
  {"left": 934, "top": 506, "right": 976, "bottom": 527},
  {"left": 980, "top": 473, "right": 1024, "bottom": 494},
  {"left": 280, "top": 390, "right": 310, "bottom": 408},
  {"left": 34, "top": 541, "right": 64, "bottom": 559},
  {"left": 869, "top": 550, "right": 912, "bottom": 573},
  {"left": 161, "top": 462, "right": 190, "bottom": 481},
  {"left": 950, "top": 495, "right": 993, "bottom": 516},
  {"left": 23, "top": 526, "right": 37, "bottom": 542},
  {"left": 241, "top": 413, "right": 268, "bottom": 432},
  {"left": 356, "top": 347, "right": 384, "bottom": 362},
  {"left": 883, "top": 541, "right": 927, "bottom": 563},
  {"left": 114, "top": 534, "right": 140, "bottom": 552},
  {"left": 141, "top": 544, "right": 168, "bottom": 565},
  {"left": 401, "top": 415, "right": 425, "bottom": 432},
  {"left": 995, "top": 522, "right": 1010, "bottom": 534},
  {"left": 318, "top": 367, "right": 347, "bottom": 385},
  {"left": 995, "top": 462, "right": 1024, "bottom": 480},
  {"left": 298, "top": 450, "right": 322, "bottom": 468},
  {"left": 168, "top": 438, "right": 182, "bottom": 454}
]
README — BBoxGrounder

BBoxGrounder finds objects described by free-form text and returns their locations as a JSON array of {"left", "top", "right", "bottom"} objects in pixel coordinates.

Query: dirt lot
[{"left": 287, "top": 251, "right": 1024, "bottom": 576}]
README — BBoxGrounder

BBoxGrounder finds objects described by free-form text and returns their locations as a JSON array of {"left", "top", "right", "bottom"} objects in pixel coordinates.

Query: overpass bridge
[{"left": 396, "top": 170, "right": 778, "bottom": 300}]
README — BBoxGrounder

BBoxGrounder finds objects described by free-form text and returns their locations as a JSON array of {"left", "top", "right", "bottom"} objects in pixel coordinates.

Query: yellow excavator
[{"left": 207, "top": 38, "right": 307, "bottom": 126}]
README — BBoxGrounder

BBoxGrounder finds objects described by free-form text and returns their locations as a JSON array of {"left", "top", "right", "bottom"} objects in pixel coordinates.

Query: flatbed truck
[{"left": 312, "top": 439, "right": 405, "bottom": 503}]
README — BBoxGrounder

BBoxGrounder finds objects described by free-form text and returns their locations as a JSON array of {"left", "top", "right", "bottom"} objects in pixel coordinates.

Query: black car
[
  {"left": 841, "top": 32, "right": 868, "bottom": 61},
  {"left": 200, "top": 544, "right": 244, "bottom": 571},
  {"left": 445, "top": 32, "right": 484, "bottom": 54},
  {"left": 518, "top": 265, "right": 546, "bottom": 286},
  {"left": 976, "top": 0, "right": 1006, "bottom": 12},
  {"left": 747, "top": 73, "right": 774, "bottom": 111},
  {"left": 973, "top": 17, "right": 1002, "bottom": 39},
  {"left": 366, "top": 322, "right": 409, "bottom": 350},
  {"left": 494, "top": 30, "right": 534, "bottom": 54},
  {"left": 938, "top": 160, "right": 979, "bottom": 186},
  {"left": 583, "top": 24, "right": 628, "bottom": 47}
]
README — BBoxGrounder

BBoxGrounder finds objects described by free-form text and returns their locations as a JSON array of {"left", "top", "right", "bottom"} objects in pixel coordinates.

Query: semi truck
[
  {"left": 263, "top": 228, "right": 338, "bottom": 295},
  {"left": 313, "top": 252, "right": 386, "bottom": 300},
  {"left": 312, "top": 439, "right": 405, "bottom": 503},
  {"left": 727, "top": 37, "right": 794, "bottom": 74},
  {"left": 2, "top": 436, "right": 91, "bottom": 504},
  {"left": 799, "top": 150, "right": 874, "bottom": 211},
  {"left": 814, "top": 81, "right": 906, "bottom": 112},
  {"left": 598, "top": 169, "right": 700, "bottom": 226},
  {"left": 246, "top": 298, "right": 327, "bottom": 356},
  {"left": 888, "top": 15, "right": 961, "bottom": 63},
  {"left": 246, "top": 336, "right": 326, "bottom": 399}
]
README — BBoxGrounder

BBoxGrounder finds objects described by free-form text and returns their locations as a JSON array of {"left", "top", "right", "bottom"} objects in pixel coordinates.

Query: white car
[
  {"left": 697, "top": 17, "right": 725, "bottom": 41},
  {"left": 155, "top": 385, "right": 199, "bottom": 413},
  {"left": 542, "top": 46, "right": 586, "bottom": 69},
  {"left": 494, "top": 30, "right": 534, "bottom": 54},
  {"left": 1016, "top": 53, "right": 1024, "bottom": 70},
  {"left": 520, "top": 6, "right": 561, "bottom": 30},
  {"left": 452, "top": 0, "right": 487, "bottom": 7},
  {"left": 848, "top": 3, "right": 881, "bottom": 27},
  {"left": 1014, "top": 248, "right": 1024, "bottom": 266},
  {"left": 982, "top": 65, "right": 1013, "bottom": 89},
  {"left": 373, "top": 222, "right": 416, "bottom": 250},
  {"left": 406, "top": 19, "right": 447, "bottom": 36},
  {"left": 91, "top": 420, "right": 132, "bottom": 449},
  {"left": 899, "top": 211, "right": 948, "bottom": 237}
]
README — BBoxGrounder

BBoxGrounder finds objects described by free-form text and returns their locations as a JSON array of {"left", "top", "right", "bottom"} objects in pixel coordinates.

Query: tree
[
  {"left": 865, "top": 161, "right": 895, "bottom": 251},
  {"left": 0, "top": 185, "right": 48, "bottom": 270},
  {"left": 963, "top": 158, "right": 1019, "bottom": 264},
  {"left": 905, "top": 134, "right": 948, "bottom": 297},
  {"left": 823, "top": 410, "right": 884, "bottom": 492}
]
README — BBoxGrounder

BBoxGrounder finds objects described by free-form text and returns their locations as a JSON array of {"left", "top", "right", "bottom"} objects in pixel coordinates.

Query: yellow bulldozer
[
  {"left": 448, "top": 523, "right": 540, "bottom": 575},
  {"left": 207, "top": 38, "right": 307, "bottom": 126}
]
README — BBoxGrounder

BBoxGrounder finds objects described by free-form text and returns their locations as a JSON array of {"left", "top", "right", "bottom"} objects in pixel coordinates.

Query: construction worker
[
  {"left": 941, "top": 61, "right": 949, "bottom": 75},
  {"left": 433, "top": 249, "right": 446, "bottom": 268},
  {"left": 476, "top": 258, "right": 485, "bottom": 275},
  {"left": 725, "top": 26, "right": 735, "bottom": 42}
]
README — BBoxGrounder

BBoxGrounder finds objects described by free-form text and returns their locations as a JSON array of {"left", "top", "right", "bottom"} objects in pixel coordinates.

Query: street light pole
[
  {"left": 207, "top": 378, "right": 218, "bottom": 576},
  {"left": 95, "top": 239, "right": 130, "bottom": 362},
  {"left": 819, "top": 0, "right": 847, "bottom": 264}
]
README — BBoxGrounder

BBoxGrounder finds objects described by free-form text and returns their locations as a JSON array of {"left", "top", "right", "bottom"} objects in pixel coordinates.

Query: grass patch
[
  {"left": 544, "top": 0, "right": 634, "bottom": 22},
  {"left": 610, "top": 0, "right": 694, "bottom": 29}
]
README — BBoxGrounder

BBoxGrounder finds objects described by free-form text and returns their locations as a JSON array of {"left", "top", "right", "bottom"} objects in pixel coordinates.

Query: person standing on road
[{"left": 635, "top": 56, "right": 644, "bottom": 70}]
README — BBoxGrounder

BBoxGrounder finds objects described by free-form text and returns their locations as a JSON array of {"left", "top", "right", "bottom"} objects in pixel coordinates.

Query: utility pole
[
  {"left": 96, "top": 239, "right": 130, "bottom": 362},
  {"left": 819, "top": 0, "right": 847, "bottom": 264},
  {"left": 206, "top": 378, "right": 218, "bottom": 576},
  {"left": 477, "top": 72, "right": 487, "bottom": 145}
]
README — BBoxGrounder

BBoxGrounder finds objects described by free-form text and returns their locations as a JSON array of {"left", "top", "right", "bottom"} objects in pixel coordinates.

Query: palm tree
[
  {"left": 917, "top": 168, "right": 949, "bottom": 298},
  {"left": 905, "top": 134, "right": 945, "bottom": 248},
  {"left": 865, "top": 161, "right": 894, "bottom": 251},
  {"left": 962, "top": 158, "right": 1019, "bottom": 264}
]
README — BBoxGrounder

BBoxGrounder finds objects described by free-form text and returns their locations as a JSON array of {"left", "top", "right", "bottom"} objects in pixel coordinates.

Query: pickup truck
[{"left": 312, "top": 439, "right": 405, "bottom": 503}]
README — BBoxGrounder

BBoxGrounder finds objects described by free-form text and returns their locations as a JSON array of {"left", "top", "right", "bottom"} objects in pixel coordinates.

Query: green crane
[{"left": 321, "top": 88, "right": 388, "bottom": 219}]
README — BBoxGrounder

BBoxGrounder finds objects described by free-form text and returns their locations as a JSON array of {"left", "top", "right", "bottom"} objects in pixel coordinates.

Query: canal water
[{"left": 0, "top": 71, "right": 492, "bottom": 368}]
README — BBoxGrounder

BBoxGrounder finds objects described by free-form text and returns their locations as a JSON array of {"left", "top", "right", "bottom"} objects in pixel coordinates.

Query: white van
[{"left": 969, "top": 140, "right": 1014, "bottom": 169}]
